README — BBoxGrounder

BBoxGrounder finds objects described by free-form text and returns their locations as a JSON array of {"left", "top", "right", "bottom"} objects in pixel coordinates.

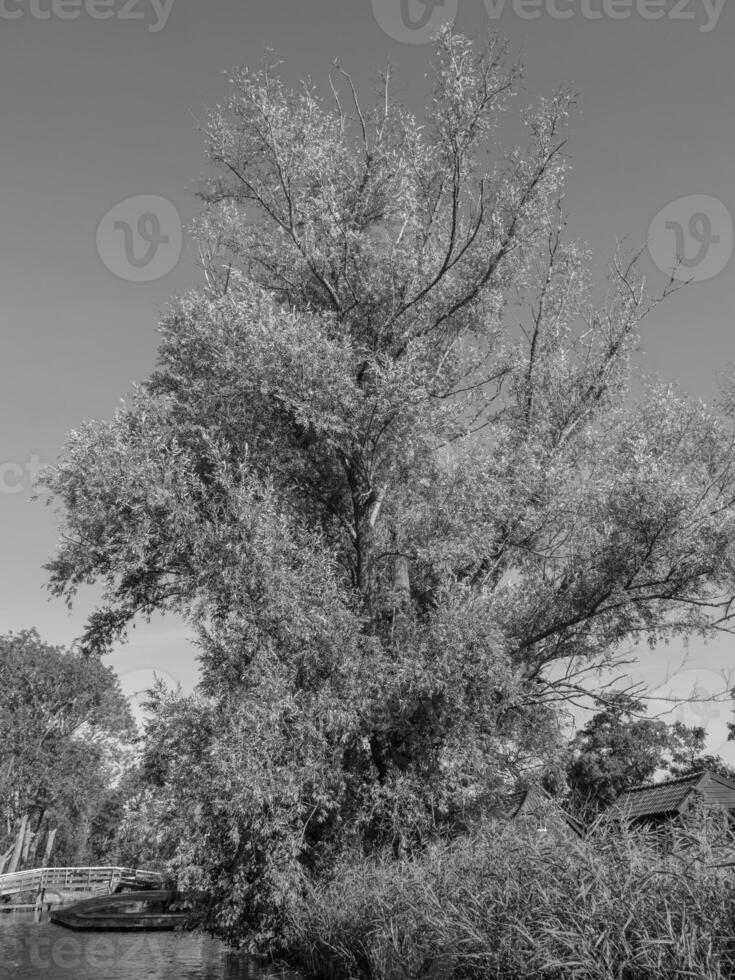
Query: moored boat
[{"left": 49, "top": 889, "right": 194, "bottom": 931}]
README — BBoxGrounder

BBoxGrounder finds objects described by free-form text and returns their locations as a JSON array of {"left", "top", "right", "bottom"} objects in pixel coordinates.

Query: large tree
[
  {"left": 42, "top": 30, "right": 735, "bottom": 949},
  {"left": 0, "top": 630, "right": 135, "bottom": 868}
]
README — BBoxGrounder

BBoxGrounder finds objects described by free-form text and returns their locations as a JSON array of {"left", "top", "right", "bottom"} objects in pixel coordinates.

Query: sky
[{"left": 2, "top": 0, "right": 735, "bottom": 760}]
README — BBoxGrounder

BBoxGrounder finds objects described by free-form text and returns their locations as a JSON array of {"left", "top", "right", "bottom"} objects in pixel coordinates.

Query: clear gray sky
[{"left": 2, "top": 0, "right": 735, "bottom": 754}]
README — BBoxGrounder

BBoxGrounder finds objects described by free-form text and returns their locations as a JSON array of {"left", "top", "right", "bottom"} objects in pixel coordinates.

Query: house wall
[{"left": 700, "top": 777, "right": 735, "bottom": 808}]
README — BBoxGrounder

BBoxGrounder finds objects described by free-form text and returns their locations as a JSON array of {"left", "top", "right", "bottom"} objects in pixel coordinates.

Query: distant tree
[
  {"left": 565, "top": 699, "right": 735, "bottom": 818},
  {"left": 725, "top": 698, "right": 735, "bottom": 748},
  {"left": 662, "top": 720, "right": 707, "bottom": 778},
  {"left": 41, "top": 29, "right": 735, "bottom": 950},
  {"left": 0, "top": 630, "right": 135, "bottom": 866},
  {"left": 666, "top": 744, "right": 735, "bottom": 783},
  {"left": 565, "top": 693, "right": 672, "bottom": 816}
]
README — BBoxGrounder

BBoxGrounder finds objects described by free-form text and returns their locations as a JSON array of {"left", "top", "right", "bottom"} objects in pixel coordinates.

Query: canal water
[{"left": 0, "top": 912, "right": 302, "bottom": 980}]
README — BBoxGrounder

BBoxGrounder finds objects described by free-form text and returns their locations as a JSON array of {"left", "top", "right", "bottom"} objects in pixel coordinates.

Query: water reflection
[{"left": 0, "top": 913, "right": 300, "bottom": 980}]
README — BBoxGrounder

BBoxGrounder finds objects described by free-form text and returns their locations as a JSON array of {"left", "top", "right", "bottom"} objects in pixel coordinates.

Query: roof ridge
[{"left": 622, "top": 770, "right": 708, "bottom": 794}]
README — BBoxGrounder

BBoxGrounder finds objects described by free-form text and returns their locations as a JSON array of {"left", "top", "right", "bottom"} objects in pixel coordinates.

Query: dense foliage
[
  {"left": 289, "top": 811, "right": 735, "bottom": 980},
  {"left": 0, "top": 630, "right": 135, "bottom": 867},
  {"left": 42, "top": 30, "right": 735, "bottom": 949}
]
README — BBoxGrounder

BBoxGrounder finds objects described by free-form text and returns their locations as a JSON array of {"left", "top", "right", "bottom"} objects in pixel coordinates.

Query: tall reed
[{"left": 287, "top": 807, "right": 735, "bottom": 979}]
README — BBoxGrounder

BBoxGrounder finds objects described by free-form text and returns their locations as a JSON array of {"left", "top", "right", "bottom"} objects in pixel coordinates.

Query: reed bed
[{"left": 286, "top": 810, "right": 735, "bottom": 980}]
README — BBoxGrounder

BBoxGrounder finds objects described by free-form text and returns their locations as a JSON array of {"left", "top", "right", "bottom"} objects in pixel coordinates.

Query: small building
[
  {"left": 608, "top": 770, "right": 735, "bottom": 854},
  {"left": 489, "top": 782, "right": 586, "bottom": 839},
  {"left": 610, "top": 770, "right": 735, "bottom": 826}
]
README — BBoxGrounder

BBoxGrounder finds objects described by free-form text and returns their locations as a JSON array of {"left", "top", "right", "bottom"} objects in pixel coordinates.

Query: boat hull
[
  {"left": 50, "top": 889, "right": 193, "bottom": 932},
  {"left": 50, "top": 911, "right": 189, "bottom": 930}
]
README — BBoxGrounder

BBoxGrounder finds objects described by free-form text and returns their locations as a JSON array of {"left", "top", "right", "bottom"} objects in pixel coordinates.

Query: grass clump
[{"left": 286, "top": 808, "right": 735, "bottom": 979}]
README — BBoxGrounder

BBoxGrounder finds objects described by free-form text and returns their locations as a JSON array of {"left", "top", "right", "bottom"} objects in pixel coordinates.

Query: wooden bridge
[{"left": 0, "top": 866, "right": 166, "bottom": 911}]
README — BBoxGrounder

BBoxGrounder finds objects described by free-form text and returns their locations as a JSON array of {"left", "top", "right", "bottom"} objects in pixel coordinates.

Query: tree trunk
[
  {"left": 41, "top": 828, "right": 57, "bottom": 866},
  {"left": 393, "top": 555, "right": 410, "bottom": 603},
  {"left": 0, "top": 845, "right": 14, "bottom": 875},
  {"left": 73, "top": 814, "right": 90, "bottom": 866},
  {"left": 348, "top": 463, "right": 381, "bottom": 609},
  {"left": 26, "top": 811, "right": 45, "bottom": 865},
  {"left": 355, "top": 506, "right": 376, "bottom": 603},
  {"left": 27, "top": 830, "right": 40, "bottom": 866},
  {"left": 20, "top": 822, "right": 33, "bottom": 865},
  {"left": 7, "top": 813, "right": 28, "bottom": 874}
]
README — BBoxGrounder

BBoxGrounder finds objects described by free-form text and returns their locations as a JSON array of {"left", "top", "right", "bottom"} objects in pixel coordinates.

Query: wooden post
[{"left": 7, "top": 814, "right": 28, "bottom": 875}]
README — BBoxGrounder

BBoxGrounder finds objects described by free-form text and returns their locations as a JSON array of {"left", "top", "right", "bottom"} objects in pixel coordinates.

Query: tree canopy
[
  {"left": 41, "top": 29, "right": 735, "bottom": 950},
  {"left": 0, "top": 630, "right": 135, "bottom": 867}
]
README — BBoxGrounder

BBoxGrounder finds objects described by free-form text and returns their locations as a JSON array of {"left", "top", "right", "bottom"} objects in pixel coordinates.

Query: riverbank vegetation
[
  {"left": 288, "top": 809, "right": 735, "bottom": 980},
  {"left": 38, "top": 26, "right": 735, "bottom": 973}
]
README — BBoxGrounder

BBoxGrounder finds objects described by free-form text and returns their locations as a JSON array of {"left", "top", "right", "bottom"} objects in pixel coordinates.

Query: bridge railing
[{"left": 0, "top": 866, "right": 165, "bottom": 899}]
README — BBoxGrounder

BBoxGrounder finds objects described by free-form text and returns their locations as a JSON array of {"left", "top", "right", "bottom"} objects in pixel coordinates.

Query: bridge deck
[{"left": 0, "top": 866, "right": 166, "bottom": 911}]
